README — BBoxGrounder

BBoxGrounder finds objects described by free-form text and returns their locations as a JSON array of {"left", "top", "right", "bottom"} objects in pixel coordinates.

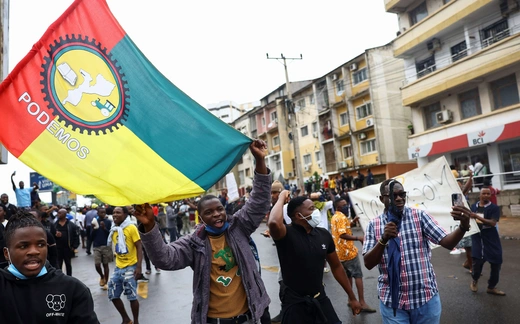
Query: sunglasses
[{"left": 382, "top": 192, "right": 407, "bottom": 199}]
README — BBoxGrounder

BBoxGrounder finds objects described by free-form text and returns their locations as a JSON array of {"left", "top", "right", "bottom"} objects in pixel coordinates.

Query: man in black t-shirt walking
[{"left": 268, "top": 191, "right": 361, "bottom": 323}]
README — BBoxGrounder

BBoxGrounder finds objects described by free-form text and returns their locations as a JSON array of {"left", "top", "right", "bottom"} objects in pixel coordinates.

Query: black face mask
[{"left": 341, "top": 206, "right": 350, "bottom": 216}]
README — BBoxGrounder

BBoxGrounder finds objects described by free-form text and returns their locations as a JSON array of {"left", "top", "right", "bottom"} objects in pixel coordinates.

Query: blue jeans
[
  {"left": 168, "top": 227, "right": 178, "bottom": 242},
  {"left": 108, "top": 264, "right": 138, "bottom": 301},
  {"left": 380, "top": 293, "right": 441, "bottom": 324}
]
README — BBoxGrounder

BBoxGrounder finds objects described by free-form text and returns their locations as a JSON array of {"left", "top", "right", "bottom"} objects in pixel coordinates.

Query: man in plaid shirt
[{"left": 362, "top": 179, "right": 470, "bottom": 323}]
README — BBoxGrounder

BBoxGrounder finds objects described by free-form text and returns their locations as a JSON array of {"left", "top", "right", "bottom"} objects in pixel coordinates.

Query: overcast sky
[{"left": 1, "top": 0, "right": 399, "bottom": 204}]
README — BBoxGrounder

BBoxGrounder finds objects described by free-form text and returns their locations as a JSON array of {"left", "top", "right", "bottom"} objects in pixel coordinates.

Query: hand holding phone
[{"left": 451, "top": 193, "right": 464, "bottom": 207}]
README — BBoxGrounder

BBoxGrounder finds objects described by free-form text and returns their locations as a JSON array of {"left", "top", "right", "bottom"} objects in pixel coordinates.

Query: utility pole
[{"left": 266, "top": 53, "right": 304, "bottom": 192}]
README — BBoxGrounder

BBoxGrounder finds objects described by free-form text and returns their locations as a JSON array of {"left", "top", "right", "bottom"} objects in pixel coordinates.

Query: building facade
[
  {"left": 385, "top": 0, "right": 520, "bottom": 190},
  {"left": 317, "top": 45, "right": 416, "bottom": 185}
]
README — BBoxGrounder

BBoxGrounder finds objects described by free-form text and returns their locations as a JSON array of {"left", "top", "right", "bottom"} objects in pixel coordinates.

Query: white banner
[
  {"left": 225, "top": 173, "right": 240, "bottom": 203},
  {"left": 349, "top": 156, "right": 479, "bottom": 239}
]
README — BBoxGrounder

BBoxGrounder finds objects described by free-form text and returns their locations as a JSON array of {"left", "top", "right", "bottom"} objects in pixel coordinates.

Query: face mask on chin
[{"left": 300, "top": 209, "right": 321, "bottom": 228}]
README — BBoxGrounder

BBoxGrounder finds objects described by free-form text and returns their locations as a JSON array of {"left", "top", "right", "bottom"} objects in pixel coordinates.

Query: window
[
  {"left": 315, "top": 151, "right": 321, "bottom": 162},
  {"left": 409, "top": 2, "right": 428, "bottom": 26},
  {"left": 451, "top": 41, "right": 467, "bottom": 62},
  {"left": 423, "top": 102, "right": 441, "bottom": 129},
  {"left": 303, "top": 154, "right": 312, "bottom": 165},
  {"left": 279, "top": 88, "right": 284, "bottom": 97},
  {"left": 312, "top": 122, "right": 318, "bottom": 133},
  {"left": 416, "top": 56, "right": 436, "bottom": 78},
  {"left": 356, "top": 102, "right": 372, "bottom": 119},
  {"left": 491, "top": 74, "right": 519, "bottom": 109},
  {"left": 353, "top": 68, "right": 367, "bottom": 85},
  {"left": 245, "top": 168, "right": 251, "bottom": 177},
  {"left": 301, "top": 125, "right": 309, "bottom": 137},
  {"left": 360, "top": 139, "right": 377, "bottom": 155},
  {"left": 500, "top": 140, "right": 520, "bottom": 185},
  {"left": 251, "top": 130, "right": 257, "bottom": 139},
  {"left": 336, "top": 80, "right": 345, "bottom": 94},
  {"left": 272, "top": 136, "right": 280, "bottom": 147},
  {"left": 340, "top": 112, "right": 348, "bottom": 126},
  {"left": 238, "top": 170, "right": 245, "bottom": 185},
  {"left": 276, "top": 161, "right": 282, "bottom": 171},
  {"left": 481, "top": 19, "right": 510, "bottom": 48},
  {"left": 297, "top": 98, "right": 306, "bottom": 108},
  {"left": 459, "top": 88, "right": 482, "bottom": 119},
  {"left": 342, "top": 145, "right": 353, "bottom": 159},
  {"left": 261, "top": 117, "right": 265, "bottom": 126},
  {"left": 310, "top": 94, "right": 315, "bottom": 104},
  {"left": 270, "top": 111, "right": 277, "bottom": 122}
]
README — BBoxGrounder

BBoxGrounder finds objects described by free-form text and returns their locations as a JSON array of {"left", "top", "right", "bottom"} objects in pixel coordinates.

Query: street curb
[{"left": 501, "top": 235, "right": 520, "bottom": 240}]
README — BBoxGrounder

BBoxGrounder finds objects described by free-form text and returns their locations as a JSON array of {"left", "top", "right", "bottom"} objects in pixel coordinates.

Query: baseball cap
[{"left": 271, "top": 181, "right": 284, "bottom": 192}]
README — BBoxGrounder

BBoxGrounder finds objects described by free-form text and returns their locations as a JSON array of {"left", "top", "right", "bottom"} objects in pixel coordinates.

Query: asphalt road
[{"left": 70, "top": 223, "right": 519, "bottom": 323}]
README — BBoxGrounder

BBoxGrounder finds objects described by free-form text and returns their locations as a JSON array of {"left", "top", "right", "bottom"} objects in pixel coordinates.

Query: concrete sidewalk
[{"left": 499, "top": 216, "right": 520, "bottom": 240}]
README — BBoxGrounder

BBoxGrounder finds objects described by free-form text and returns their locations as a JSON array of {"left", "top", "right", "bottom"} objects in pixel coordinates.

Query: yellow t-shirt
[
  {"left": 112, "top": 224, "right": 141, "bottom": 269},
  {"left": 330, "top": 211, "right": 358, "bottom": 262},
  {"left": 330, "top": 179, "right": 336, "bottom": 189},
  {"left": 207, "top": 234, "right": 248, "bottom": 318}
]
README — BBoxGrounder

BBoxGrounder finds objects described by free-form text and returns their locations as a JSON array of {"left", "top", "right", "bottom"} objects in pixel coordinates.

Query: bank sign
[{"left": 30, "top": 172, "right": 54, "bottom": 192}]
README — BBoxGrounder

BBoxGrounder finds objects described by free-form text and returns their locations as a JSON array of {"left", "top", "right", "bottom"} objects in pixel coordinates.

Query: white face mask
[{"left": 300, "top": 209, "right": 321, "bottom": 228}]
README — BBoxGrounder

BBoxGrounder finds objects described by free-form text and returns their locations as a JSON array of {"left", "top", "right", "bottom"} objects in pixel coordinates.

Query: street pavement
[{"left": 69, "top": 223, "right": 519, "bottom": 323}]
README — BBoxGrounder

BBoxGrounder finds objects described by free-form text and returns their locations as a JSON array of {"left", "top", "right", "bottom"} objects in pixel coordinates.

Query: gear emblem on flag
[{"left": 40, "top": 34, "right": 129, "bottom": 134}]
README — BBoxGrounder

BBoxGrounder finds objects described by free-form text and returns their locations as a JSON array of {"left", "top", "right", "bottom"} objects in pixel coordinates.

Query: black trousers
[
  {"left": 57, "top": 246, "right": 73, "bottom": 276},
  {"left": 86, "top": 227, "right": 93, "bottom": 253}
]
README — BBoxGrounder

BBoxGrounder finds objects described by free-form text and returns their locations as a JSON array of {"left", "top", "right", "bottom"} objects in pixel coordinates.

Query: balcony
[
  {"left": 401, "top": 32, "right": 520, "bottom": 106},
  {"left": 393, "top": 0, "right": 493, "bottom": 57},
  {"left": 385, "top": 0, "right": 417, "bottom": 13}
]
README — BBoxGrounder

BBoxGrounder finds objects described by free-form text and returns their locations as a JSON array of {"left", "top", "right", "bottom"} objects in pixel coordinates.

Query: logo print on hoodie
[{"left": 46, "top": 294, "right": 66, "bottom": 311}]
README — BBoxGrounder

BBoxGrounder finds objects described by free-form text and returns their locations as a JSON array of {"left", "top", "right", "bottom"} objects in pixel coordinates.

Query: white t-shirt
[
  {"left": 179, "top": 204, "right": 190, "bottom": 216},
  {"left": 75, "top": 213, "right": 85, "bottom": 229},
  {"left": 318, "top": 200, "right": 333, "bottom": 231}
]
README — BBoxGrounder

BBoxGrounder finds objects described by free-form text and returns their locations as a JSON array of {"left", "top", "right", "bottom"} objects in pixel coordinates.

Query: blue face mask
[
  {"left": 6, "top": 249, "right": 47, "bottom": 280},
  {"left": 204, "top": 221, "right": 230, "bottom": 235}
]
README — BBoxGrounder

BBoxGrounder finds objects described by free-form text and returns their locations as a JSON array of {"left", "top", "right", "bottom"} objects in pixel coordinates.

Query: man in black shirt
[
  {"left": 92, "top": 207, "right": 113, "bottom": 289},
  {"left": 54, "top": 209, "right": 79, "bottom": 276},
  {"left": 0, "top": 193, "right": 18, "bottom": 221},
  {"left": 268, "top": 191, "right": 361, "bottom": 323}
]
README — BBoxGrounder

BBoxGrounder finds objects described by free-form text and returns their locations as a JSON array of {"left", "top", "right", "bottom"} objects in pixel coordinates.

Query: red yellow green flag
[{"left": 0, "top": 0, "right": 251, "bottom": 205}]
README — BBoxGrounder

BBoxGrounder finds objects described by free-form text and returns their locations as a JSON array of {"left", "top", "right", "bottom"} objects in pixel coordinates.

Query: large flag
[
  {"left": 0, "top": 0, "right": 251, "bottom": 205},
  {"left": 348, "top": 156, "right": 479, "bottom": 241}
]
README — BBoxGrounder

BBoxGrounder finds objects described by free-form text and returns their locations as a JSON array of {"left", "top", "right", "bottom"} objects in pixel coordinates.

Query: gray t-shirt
[{"left": 166, "top": 205, "right": 176, "bottom": 228}]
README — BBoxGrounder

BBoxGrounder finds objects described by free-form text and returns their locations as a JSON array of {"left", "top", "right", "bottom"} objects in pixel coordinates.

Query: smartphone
[{"left": 451, "top": 193, "right": 464, "bottom": 207}]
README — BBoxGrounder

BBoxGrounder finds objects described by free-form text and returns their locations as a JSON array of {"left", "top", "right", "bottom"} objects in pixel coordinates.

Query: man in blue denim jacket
[{"left": 135, "top": 140, "right": 271, "bottom": 324}]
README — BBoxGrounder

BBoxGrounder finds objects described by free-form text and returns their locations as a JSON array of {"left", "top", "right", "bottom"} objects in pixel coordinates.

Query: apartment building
[
  {"left": 386, "top": 0, "right": 520, "bottom": 189},
  {"left": 316, "top": 45, "right": 416, "bottom": 183}
]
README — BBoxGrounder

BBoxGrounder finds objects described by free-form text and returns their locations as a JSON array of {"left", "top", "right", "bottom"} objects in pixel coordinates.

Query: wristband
[{"left": 459, "top": 224, "right": 470, "bottom": 232}]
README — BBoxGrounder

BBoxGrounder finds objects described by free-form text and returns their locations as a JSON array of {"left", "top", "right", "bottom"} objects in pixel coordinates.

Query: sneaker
[
  {"left": 487, "top": 288, "right": 506, "bottom": 296},
  {"left": 155, "top": 268, "right": 161, "bottom": 274},
  {"left": 102, "top": 284, "right": 108, "bottom": 290},
  {"left": 323, "top": 267, "right": 330, "bottom": 273},
  {"left": 271, "top": 312, "right": 282, "bottom": 324},
  {"left": 99, "top": 278, "right": 106, "bottom": 286},
  {"left": 450, "top": 248, "right": 461, "bottom": 255},
  {"left": 470, "top": 280, "right": 478, "bottom": 292},
  {"left": 138, "top": 275, "right": 149, "bottom": 282},
  {"left": 145, "top": 270, "right": 151, "bottom": 275}
]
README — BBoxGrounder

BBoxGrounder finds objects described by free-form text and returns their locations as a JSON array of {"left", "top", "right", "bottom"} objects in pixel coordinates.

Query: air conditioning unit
[
  {"left": 339, "top": 161, "right": 347, "bottom": 169},
  {"left": 358, "top": 132, "right": 367, "bottom": 140},
  {"left": 366, "top": 118, "right": 374, "bottom": 127},
  {"left": 435, "top": 110, "right": 452, "bottom": 124},
  {"left": 304, "top": 165, "right": 310, "bottom": 171},
  {"left": 312, "top": 132, "right": 318, "bottom": 138},
  {"left": 427, "top": 38, "right": 441, "bottom": 51},
  {"left": 350, "top": 63, "right": 358, "bottom": 71},
  {"left": 318, "top": 162, "right": 322, "bottom": 169},
  {"left": 332, "top": 73, "right": 338, "bottom": 81},
  {"left": 287, "top": 172, "right": 294, "bottom": 178}
]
